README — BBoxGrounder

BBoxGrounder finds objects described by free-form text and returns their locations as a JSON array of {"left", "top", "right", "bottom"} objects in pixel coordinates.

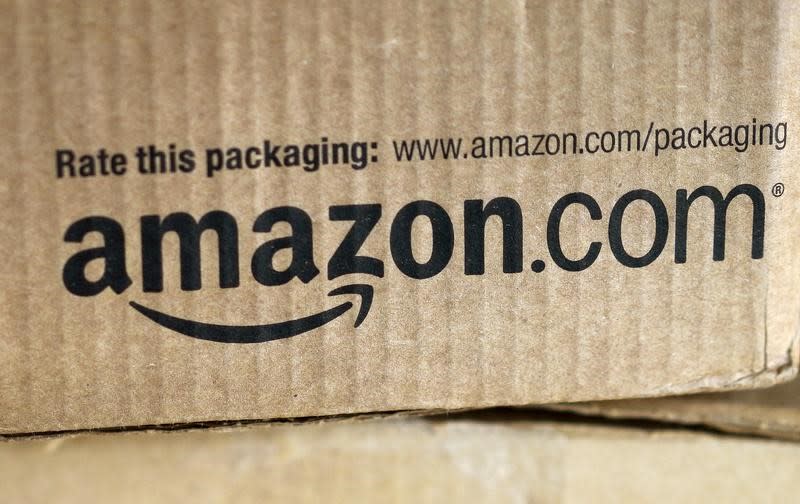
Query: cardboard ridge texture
[{"left": 2, "top": 0, "right": 800, "bottom": 433}]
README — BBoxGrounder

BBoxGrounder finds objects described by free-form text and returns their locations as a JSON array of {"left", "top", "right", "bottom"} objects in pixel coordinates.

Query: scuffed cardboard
[
  {"left": 2, "top": 1, "right": 800, "bottom": 433},
  {"left": 2, "top": 417, "right": 799, "bottom": 503},
  {"left": 549, "top": 376, "right": 800, "bottom": 441}
]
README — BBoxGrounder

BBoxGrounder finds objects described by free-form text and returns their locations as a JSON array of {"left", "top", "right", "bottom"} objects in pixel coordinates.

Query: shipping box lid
[
  {"left": 3, "top": 417, "right": 800, "bottom": 503},
  {"left": 2, "top": 1, "right": 800, "bottom": 434}
]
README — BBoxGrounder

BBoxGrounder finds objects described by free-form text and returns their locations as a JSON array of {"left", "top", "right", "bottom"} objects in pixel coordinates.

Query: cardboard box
[
  {"left": 3, "top": 417, "right": 800, "bottom": 503},
  {"left": 548, "top": 376, "right": 800, "bottom": 440},
  {"left": 2, "top": 1, "right": 800, "bottom": 434}
]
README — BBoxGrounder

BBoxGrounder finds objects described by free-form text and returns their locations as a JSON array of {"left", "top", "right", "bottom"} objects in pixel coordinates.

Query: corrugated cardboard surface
[
  {"left": 2, "top": 1, "right": 800, "bottom": 433},
  {"left": 3, "top": 417, "right": 800, "bottom": 503},
  {"left": 549, "top": 376, "right": 800, "bottom": 440}
]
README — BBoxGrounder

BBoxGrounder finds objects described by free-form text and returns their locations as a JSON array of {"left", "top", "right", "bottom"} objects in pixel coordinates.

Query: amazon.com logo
[{"left": 62, "top": 184, "right": 766, "bottom": 343}]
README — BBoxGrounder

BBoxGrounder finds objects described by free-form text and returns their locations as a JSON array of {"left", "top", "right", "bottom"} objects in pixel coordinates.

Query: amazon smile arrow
[{"left": 129, "top": 284, "right": 374, "bottom": 344}]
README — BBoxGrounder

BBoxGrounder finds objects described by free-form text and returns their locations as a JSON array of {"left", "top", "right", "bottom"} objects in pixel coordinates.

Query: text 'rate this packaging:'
[{"left": 1, "top": 1, "right": 799, "bottom": 434}]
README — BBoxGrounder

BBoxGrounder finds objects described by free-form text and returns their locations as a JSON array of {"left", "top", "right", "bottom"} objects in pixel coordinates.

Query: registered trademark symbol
[{"left": 772, "top": 183, "right": 785, "bottom": 197}]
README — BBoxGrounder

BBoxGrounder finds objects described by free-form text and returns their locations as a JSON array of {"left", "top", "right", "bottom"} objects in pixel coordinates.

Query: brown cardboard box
[
  {"left": 3, "top": 417, "right": 799, "bottom": 503},
  {"left": 2, "top": 1, "right": 800, "bottom": 434},
  {"left": 549, "top": 376, "right": 800, "bottom": 440}
]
